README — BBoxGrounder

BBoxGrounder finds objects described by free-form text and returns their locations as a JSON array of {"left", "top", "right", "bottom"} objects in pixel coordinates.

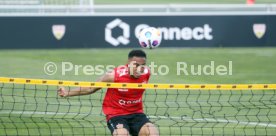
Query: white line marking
[
  {"left": 149, "top": 115, "right": 276, "bottom": 128},
  {"left": 1, "top": 110, "right": 275, "bottom": 128},
  {"left": 0, "top": 110, "right": 89, "bottom": 116}
]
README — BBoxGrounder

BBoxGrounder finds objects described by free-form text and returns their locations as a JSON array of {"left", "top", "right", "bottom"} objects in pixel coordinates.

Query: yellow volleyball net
[{"left": 0, "top": 77, "right": 276, "bottom": 135}]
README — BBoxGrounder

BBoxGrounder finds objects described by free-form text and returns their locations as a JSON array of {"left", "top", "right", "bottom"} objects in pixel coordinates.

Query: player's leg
[
  {"left": 113, "top": 127, "right": 129, "bottom": 136},
  {"left": 107, "top": 116, "right": 130, "bottom": 136},
  {"left": 128, "top": 113, "right": 159, "bottom": 136},
  {"left": 138, "top": 122, "right": 159, "bottom": 136}
]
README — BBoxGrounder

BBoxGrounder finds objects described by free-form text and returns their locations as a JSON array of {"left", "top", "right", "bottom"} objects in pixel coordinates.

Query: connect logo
[{"left": 105, "top": 18, "right": 130, "bottom": 46}]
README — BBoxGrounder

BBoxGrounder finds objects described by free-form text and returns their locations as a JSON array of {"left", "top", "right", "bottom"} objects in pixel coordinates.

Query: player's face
[{"left": 128, "top": 57, "right": 146, "bottom": 78}]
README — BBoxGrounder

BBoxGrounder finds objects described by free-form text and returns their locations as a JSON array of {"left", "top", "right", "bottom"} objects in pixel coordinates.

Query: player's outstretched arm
[{"left": 58, "top": 71, "right": 114, "bottom": 97}]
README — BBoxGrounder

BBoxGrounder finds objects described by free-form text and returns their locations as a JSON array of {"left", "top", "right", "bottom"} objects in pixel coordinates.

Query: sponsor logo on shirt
[{"left": 119, "top": 99, "right": 141, "bottom": 105}]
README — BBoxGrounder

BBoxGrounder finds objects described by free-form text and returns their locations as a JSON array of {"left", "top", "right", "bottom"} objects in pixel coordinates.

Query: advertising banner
[{"left": 0, "top": 15, "right": 275, "bottom": 49}]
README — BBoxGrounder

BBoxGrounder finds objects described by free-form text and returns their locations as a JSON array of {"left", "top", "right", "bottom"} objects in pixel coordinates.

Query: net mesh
[{"left": 0, "top": 78, "right": 276, "bottom": 136}]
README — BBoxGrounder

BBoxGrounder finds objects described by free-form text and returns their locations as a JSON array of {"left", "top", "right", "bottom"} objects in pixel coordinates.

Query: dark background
[{"left": 0, "top": 15, "right": 274, "bottom": 49}]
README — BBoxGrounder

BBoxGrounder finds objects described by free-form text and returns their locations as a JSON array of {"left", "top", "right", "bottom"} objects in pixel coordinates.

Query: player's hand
[{"left": 58, "top": 87, "right": 68, "bottom": 97}]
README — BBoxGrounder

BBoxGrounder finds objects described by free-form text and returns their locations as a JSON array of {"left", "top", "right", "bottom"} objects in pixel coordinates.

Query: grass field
[
  {"left": 0, "top": 48, "right": 276, "bottom": 135},
  {"left": 0, "top": 48, "right": 276, "bottom": 83},
  {"left": 44, "top": 0, "right": 276, "bottom": 4},
  {"left": 94, "top": 0, "right": 276, "bottom": 4}
]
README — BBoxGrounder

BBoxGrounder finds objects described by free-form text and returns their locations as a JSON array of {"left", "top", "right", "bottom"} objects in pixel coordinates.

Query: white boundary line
[
  {"left": 0, "top": 4, "right": 276, "bottom": 16},
  {"left": 0, "top": 110, "right": 89, "bottom": 116},
  {"left": 149, "top": 115, "right": 276, "bottom": 128},
  {"left": 1, "top": 110, "right": 276, "bottom": 128}
]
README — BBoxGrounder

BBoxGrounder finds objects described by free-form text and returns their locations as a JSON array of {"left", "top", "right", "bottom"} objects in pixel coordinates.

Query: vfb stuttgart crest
[
  {"left": 253, "top": 24, "right": 266, "bottom": 39},
  {"left": 52, "top": 24, "right": 66, "bottom": 40}
]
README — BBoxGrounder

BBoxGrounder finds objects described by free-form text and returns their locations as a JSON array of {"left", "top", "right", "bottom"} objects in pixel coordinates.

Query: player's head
[{"left": 128, "top": 50, "right": 147, "bottom": 78}]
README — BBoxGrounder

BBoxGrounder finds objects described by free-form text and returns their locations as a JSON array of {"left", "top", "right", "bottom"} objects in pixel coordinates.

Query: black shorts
[{"left": 107, "top": 113, "right": 150, "bottom": 136}]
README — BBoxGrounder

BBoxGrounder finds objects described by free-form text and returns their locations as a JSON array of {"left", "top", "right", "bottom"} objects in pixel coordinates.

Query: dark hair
[{"left": 128, "top": 49, "right": 147, "bottom": 59}]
